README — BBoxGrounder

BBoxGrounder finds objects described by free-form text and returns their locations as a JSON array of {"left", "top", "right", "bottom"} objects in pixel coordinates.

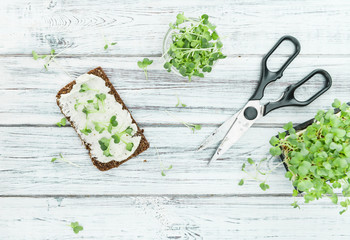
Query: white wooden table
[{"left": 1, "top": 0, "right": 350, "bottom": 239}]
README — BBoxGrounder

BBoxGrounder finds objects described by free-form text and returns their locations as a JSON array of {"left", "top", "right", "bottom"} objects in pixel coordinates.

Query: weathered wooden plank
[
  {"left": 1, "top": 0, "right": 350, "bottom": 55},
  {"left": 0, "top": 196, "right": 348, "bottom": 239},
  {"left": 1, "top": 56, "right": 349, "bottom": 125},
  {"left": 0, "top": 125, "right": 294, "bottom": 195}
]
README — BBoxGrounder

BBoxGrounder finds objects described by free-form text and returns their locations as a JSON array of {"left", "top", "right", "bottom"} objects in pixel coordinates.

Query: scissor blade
[
  {"left": 208, "top": 100, "right": 264, "bottom": 165},
  {"left": 197, "top": 112, "right": 240, "bottom": 151}
]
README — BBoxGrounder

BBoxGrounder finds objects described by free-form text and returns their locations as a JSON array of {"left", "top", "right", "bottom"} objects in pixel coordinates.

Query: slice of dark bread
[{"left": 56, "top": 67, "right": 149, "bottom": 171}]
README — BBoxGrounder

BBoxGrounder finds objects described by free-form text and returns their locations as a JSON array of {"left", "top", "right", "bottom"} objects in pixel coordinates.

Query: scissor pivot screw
[{"left": 244, "top": 107, "right": 258, "bottom": 120}]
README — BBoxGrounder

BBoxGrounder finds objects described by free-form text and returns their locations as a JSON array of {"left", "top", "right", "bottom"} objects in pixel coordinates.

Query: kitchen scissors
[{"left": 198, "top": 35, "right": 332, "bottom": 165}]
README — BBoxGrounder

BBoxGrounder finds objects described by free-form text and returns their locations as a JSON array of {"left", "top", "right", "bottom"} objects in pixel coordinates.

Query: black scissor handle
[
  {"left": 250, "top": 35, "right": 301, "bottom": 100},
  {"left": 263, "top": 69, "right": 332, "bottom": 115}
]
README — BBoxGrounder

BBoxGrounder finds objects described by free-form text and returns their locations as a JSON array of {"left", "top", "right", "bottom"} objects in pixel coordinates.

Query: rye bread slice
[{"left": 56, "top": 67, "right": 149, "bottom": 171}]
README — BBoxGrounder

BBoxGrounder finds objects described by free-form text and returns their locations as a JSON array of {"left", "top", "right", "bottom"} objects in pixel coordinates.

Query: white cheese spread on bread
[{"left": 59, "top": 74, "right": 141, "bottom": 163}]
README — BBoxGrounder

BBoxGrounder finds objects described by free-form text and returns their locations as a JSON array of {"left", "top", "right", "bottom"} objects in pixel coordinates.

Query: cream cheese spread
[{"left": 59, "top": 73, "right": 141, "bottom": 163}]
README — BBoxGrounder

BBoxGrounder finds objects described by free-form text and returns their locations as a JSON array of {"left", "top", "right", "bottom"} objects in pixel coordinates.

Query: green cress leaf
[
  {"left": 125, "top": 142, "right": 134, "bottom": 151},
  {"left": 110, "top": 115, "right": 118, "bottom": 127},
  {"left": 283, "top": 121, "right": 293, "bottom": 131},
  {"left": 330, "top": 142, "right": 342, "bottom": 152},
  {"left": 70, "top": 222, "right": 83, "bottom": 234},
  {"left": 32, "top": 50, "right": 39, "bottom": 60},
  {"left": 124, "top": 126, "right": 133, "bottom": 135},
  {"left": 194, "top": 124, "right": 202, "bottom": 130},
  {"left": 238, "top": 179, "right": 244, "bottom": 186},
  {"left": 269, "top": 136, "right": 279, "bottom": 146},
  {"left": 95, "top": 93, "right": 106, "bottom": 101},
  {"left": 330, "top": 194, "right": 338, "bottom": 204},
  {"left": 56, "top": 118, "right": 66, "bottom": 127},
  {"left": 98, "top": 137, "right": 110, "bottom": 151},
  {"left": 269, "top": 146, "right": 282, "bottom": 156},
  {"left": 332, "top": 99, "right": 341, "bottom": 108},
  {"left": 93, "top": 121, "right": 105, "bottom": 133},
  {"left": 344, "top": 145, "right": 350, "bottom": 157},
  {"left": 80, "top": 127, "right": 92, "bottom": 136},
  {"left": 51, "top": 158, "right": 57, "bottom": 162},
  {"left": 79, "top": 83, "right": 90, "bottom": 92},
  {"left": 241, "top": 163, "right": 246, "bottom": 171},
  {"left": 107, "top": 124, "right": 113, "bottom": 133},
  {"left": 247, "top": 158, "right": 254, "bottom": 165},
  {"left": 259, "top": 182, "right": 269, "bottom": 191},
  {"left": 291, "top": 201, "right": 300, "bottom": 209},
  {"left": 292, "top": 189, "right": 299, "bottom": 197},
  {"left": 112, "top": 134, "right": 120, "bottom": 143}
]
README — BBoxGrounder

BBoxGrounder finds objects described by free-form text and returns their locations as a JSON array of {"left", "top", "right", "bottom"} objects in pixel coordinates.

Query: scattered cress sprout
[
  {"left": 239, "top": 99, "right": 350, "bottom": 215},
  {"left": 175, "top": 95, "right": 187, "bottom": 107},
  {"left": 103, "top": 35, "right": 117, "bottom": 50},
  {"left": 56, "top": 118, "right": 66, "bottom": 127},
  {"left": 165, "top": 110, "right": 201, "bottom": 133},
  {"left": 70, "top": 222, "right": 83, "bottom": 234},
  {"left": 163, "top": 13, "right": 226, "bottom": 81},
  {"left": 51, "top": 153, "right": 78, "bottom": 167},
  {"left": 137, "top": 58, "right": 153, "bottom": 80}
]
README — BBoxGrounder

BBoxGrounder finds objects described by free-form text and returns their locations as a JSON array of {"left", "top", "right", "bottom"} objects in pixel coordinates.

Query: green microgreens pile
[
  {"left": 163, "top": 13, "right": 226, "bottom": 81},
  {"left": 239, "top": 99, "right": 350, "bottom": 214}
]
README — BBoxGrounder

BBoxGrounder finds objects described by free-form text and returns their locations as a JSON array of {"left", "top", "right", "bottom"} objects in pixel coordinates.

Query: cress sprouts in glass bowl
[{"left": 162, "top": 13, "right": 226, "bottom": 81}]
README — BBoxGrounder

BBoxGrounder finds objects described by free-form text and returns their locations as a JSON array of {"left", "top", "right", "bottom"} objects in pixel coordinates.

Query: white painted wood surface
[{"left": 1, "top": 0, "right": 350, "bottom": 239}]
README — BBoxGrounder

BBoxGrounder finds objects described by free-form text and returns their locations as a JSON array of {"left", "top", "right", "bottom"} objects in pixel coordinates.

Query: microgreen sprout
[
  {"left": 137, "top": 58, "right": 153, "bottom": 80},
  {"left": 175, "top": 95, "right": 187, "bottom": 107},
  {"left": 155, "top": 146, "right": 172, "bottom": 176},
  {"left": 80, "top": 124, "right": 92, "bottom": 135},
  {"left": 98, "top": 137, "right": 113, "bottom": 157},
  {"left": 103, "top": 35, "right": 117, "bottom": 50},
  {"left": 32, "top": 49, "right": 68, "bottom": 72},
  {"left": 82, "top": 106, "right": 98, "bottom": 119},
  {"left": 93, "top": 121, "right": 107, "bottom": 133},
  {"left": 161, "top": 165, "right": 173, "bottom": 176},
  {"left": 98, "top": 126, "right": 135, "bottom": 156},
  {"left": 239, "top": 99, "right": 350, "bottom": 214},
  {"left": 163, "top": 13, "right": 226, "bottom": 81},
  {"left": 51, "top": 153, "right": 79, "bottom": 167},
  {"left": 70, "top": 222, "right": 83, "bottom": 234},
  {"left": 56, "top": 118, "right": 66, "bottom": 127},
  {"left": 165, "top": 110, "right": 201, "bottom": 133},
  {"left": 74, "top": 99, "right": 83, "bottom": 111},
  {"left": 125, "top": 142, "right": 134, "bottom": 151},
  {"left": 79, "top": 83, "right": 99, "bottom": 93},
  {"left": 95, "top": 93, "right": 106, "bottom": 111}
]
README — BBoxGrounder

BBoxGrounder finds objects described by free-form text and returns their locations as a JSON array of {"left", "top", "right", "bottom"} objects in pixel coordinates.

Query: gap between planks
[
  {"left": 1, "top": 54, "right": 350, "bottom": 58},
  {"left": 0, "top": 193, "right": 293, "bottom": 198},
  {"left": 0, "top": 123, "right": 291, "bottom": 128}
]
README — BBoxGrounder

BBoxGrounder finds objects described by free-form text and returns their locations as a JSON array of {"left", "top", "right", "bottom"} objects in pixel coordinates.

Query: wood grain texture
[
  {"left": 1, "top": 56, "right": 349, "bottom": 125},
  {"left": 0, "top": 0, "right": 350, "bottom": 55},
  {"left": 1, "top": 196, "right": 349, "bottom": 240},
  {"left": 0, "top": 125, "right": 293, "bottom": 195}
]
